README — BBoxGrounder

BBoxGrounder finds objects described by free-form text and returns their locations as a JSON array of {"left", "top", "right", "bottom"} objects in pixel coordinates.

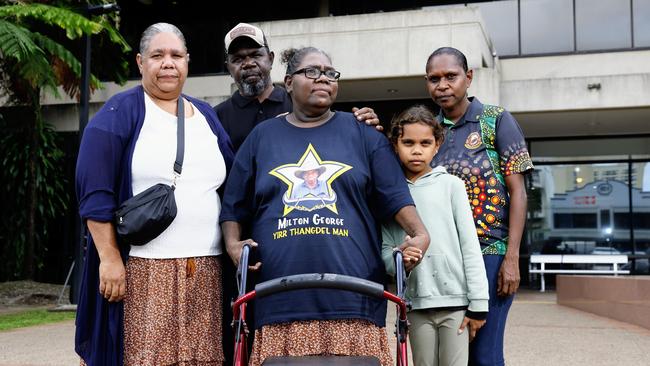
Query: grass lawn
[{"left": 0, "top": 309, "right": 75, "bottom": 331}]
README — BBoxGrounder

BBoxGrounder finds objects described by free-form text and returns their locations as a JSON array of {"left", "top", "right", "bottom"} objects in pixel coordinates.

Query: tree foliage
[
  {"left": 0, "top": 1, "right": 130, "bottom": 102},
  {"left": 0, "top": 0, "right": 131, "bottom": 280},
  {"left": 0, "top": 113, "right": 68, "bottom": 279}
]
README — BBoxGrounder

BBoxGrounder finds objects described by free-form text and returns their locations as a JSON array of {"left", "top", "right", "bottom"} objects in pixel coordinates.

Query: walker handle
[
  {"left": 236, "top": 243, "right": 251, "bottom": 298},
  {"left": 254, "top": 273, "right": 385, "bottom": 299},
  {"left": 393, "top": 249, "right": 407, "bottom": 300}
]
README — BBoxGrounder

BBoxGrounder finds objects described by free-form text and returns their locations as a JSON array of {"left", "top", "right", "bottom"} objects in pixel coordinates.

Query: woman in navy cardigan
[{"left": 75, "top": 23, "right": 233, "bottom": 365}]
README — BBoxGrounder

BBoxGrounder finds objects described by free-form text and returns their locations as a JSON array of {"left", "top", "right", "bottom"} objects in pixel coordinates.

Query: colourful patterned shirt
[{"left": 431, "top": 98, "right": 534, "bottom": 255}]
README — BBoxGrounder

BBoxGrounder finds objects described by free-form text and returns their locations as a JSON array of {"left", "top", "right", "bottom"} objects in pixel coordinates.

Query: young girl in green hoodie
[{"left": 382, "top": 105, "right": 489, "bottom": 366}]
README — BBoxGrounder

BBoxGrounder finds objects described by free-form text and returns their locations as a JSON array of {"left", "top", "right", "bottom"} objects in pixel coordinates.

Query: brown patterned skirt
[
  {"left": 249, "top": 319, "right": 393, "bottom": 366},
  {"left": 123, "top": 256, "right": 224, "bottom": 366}
]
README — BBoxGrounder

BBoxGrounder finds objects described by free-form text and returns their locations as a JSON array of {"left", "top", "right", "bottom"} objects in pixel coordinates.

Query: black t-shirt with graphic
[{"left": 220, "top": 112, "right": 413, "bottom": 328}]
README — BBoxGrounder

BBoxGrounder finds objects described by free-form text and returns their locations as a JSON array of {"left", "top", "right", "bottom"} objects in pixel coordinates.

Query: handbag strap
[
  {"left": 174, "top": 95, "right": 185, "bottom": 175},
  {"left": 173, "top": 96, "right": 185, "bottom": 182}
]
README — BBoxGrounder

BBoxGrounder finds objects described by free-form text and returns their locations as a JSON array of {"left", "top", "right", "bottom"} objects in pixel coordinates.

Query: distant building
[{"left": 544, "top": 180, "right": 650, "bottom": 254}]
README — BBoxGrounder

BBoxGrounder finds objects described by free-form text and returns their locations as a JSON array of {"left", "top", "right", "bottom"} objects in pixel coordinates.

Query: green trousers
[{"left": 408, "top": 309, "right": 468, "bottom": 366}]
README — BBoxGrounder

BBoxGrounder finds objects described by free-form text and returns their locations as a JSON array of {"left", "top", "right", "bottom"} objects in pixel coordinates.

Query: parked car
[
  {"left": 590, "top": 247, "right": 622, "bottom": 270},
  {"left": 590, "top": 247, "right": 621, "bottom": 255},
  {"left": 621, "top": 248, "right": 650, "bottom": 274}
]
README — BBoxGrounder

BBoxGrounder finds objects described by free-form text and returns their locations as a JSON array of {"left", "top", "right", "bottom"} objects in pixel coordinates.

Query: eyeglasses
[{"left": 292, "top": 67, "right": 341, "bottom": 81}]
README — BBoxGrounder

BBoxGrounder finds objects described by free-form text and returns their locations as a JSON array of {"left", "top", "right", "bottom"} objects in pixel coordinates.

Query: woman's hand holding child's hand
[{"left": 399, "top": 235, "right": 424, "bottom": 272}]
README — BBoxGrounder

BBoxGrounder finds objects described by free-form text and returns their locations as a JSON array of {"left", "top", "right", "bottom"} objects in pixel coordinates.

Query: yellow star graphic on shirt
[{"left": 269, "top": 144, "right": 351, "bottom": 216}]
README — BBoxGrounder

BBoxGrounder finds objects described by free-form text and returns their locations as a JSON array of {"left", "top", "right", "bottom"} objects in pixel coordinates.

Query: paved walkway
[
  {"left": 1, "top": 289, "right": 649, "bottom": 365},
  {"left": 502, "top": 290, "right": 649, "bottom": 366}
]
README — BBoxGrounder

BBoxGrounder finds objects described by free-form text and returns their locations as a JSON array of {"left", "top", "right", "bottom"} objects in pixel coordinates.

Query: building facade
[{"left": 39, "top": 0, "right": 650, "bottom": 279}]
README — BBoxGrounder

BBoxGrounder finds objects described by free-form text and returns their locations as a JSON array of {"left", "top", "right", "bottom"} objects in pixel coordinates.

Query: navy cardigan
[{"left": 74, "top": 85, "right": 234, "bottom": 365}]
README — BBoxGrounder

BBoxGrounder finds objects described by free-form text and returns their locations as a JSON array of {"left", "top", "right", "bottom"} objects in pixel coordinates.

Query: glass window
[
  {"left": 600, "top": 209, "right": 611, "bottom": 227},
  {"left": 634, "top": 0, "right": 650, "bottom": 47},
  {"left": 520, "top": 0, "right": 574, "bottom": 54},
  {"left": 527, "top": 163, "right": 631, "bottom": 255},
  {"left": 528, "top": 159, "right": 650, "bottom": 274},
  {"left": 530, "top": 137, "right": 650, "bottom": 159},
  {"left": 639, "top": 162, "right": 650, "bottom": 192},
  {"left": 614, "top": 212, "right": 650, "bottom": 229},
  {"left": 526, "top": 142, "right": 650, "bottom": 274},
  {"left": 614, "top": 212, "right": 631, "bottom": 229},
  {"left": 576, "top": 0, "right": 632, "bottom": 50},
  {"left": 630, "top": 162, "right": 650, "bottom": 264},
  {"left": 554, "top": 213, "right": 598, "bottom": 228},
  {"left": 638, "top": 212, "right": 648, "bottom": 228},
  {"left": 637, "top": 213, "right": 650, "bottom": 229},
  {"left": 476, "top": 0, "right": 520, "bottom": 56}
]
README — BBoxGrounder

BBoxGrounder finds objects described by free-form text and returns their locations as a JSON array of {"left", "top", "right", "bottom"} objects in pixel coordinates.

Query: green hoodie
[{"left": 382, "top": 166, "right": 489, "bottom": 314}]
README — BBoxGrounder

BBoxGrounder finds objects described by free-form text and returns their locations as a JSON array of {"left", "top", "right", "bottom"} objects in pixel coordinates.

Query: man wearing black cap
[
  {"left": 215, "top": 22, "right": 380, "bottom": 152},
  {"left": 214, "top": 23, "right": 289, "bottom": 151}
]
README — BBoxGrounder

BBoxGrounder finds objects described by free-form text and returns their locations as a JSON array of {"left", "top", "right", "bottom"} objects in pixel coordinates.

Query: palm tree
[{"left": 0, "top": 1, "right": 131, "bottom": 279}]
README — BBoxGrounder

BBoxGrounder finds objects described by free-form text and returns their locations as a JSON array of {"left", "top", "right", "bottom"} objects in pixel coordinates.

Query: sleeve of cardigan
[
  {"left": 75, "top": 121, "right": 126, "bottom": 223},
  {"left": 452, "top": 176, "right": 490, "bottom": 313}
]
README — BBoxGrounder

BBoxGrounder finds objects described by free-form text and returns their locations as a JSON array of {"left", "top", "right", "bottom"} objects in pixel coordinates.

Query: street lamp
[
  {"left": 78, "top": 3, "right": 120, "bottom": 135},
  {"left": 71, "top": 3, "right": 120, "bottom": 305}
]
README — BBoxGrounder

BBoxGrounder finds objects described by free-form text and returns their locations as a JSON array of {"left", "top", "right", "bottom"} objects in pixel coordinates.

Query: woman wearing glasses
[{"left": 220, "top": 46, "right": 430, "bottom": 366}]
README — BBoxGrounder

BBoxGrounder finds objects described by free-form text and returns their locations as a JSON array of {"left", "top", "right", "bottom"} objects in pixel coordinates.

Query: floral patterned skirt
[{"left": 249, "top": 319, "right": 393, "bottom": 366}]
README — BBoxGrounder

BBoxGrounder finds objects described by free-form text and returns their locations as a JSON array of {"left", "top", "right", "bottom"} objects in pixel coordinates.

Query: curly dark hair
[
  {"left": 388, "top": 105, "right": 444, "bottom": 146},
  {"left": 281, "top": 47, "right": 331, "bottom": 75}
]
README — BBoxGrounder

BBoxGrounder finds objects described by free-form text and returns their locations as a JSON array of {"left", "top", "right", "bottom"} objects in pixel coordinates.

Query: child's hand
[
  {"left": 399, "top": 235, "right": 423, "bottom": 272},
  {"left": 458, "top": 316, "right": 486, "bottom": 342}
]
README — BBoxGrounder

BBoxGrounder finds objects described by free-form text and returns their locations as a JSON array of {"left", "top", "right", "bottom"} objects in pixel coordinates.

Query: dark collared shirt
[
  {"left": 214, "top": 85, "right": 293, "bottom": 151},
  {"left": 431, "top": 97, "right": 533, "bottom": 255}
]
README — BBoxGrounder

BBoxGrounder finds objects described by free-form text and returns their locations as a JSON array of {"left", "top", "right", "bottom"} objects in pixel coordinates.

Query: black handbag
[{"left": 114, "top": 97, "right": 186, "bottom": 246}]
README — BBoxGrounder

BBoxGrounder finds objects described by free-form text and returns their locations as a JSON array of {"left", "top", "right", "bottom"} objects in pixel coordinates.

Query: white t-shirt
[{"left": 129, "top": 93, "right": 226, "bottom": 258}]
